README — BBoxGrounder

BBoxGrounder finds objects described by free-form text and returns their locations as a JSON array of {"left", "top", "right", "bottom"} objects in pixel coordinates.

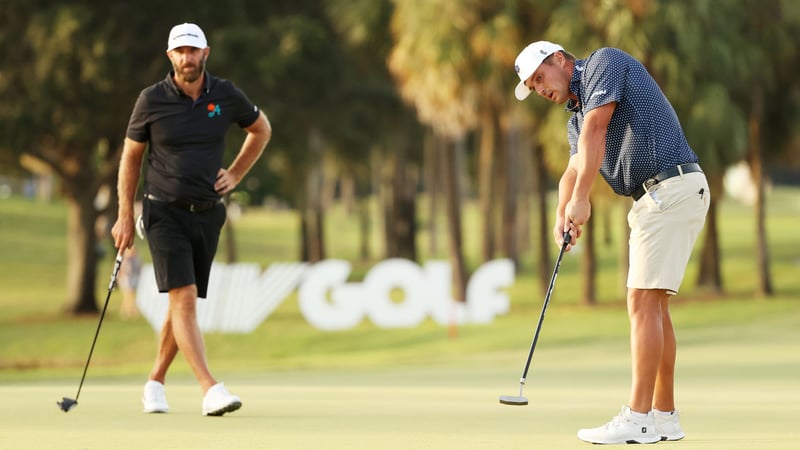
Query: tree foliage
[{"left": 0, "top": 0, "right": 797, "bottom": 314}]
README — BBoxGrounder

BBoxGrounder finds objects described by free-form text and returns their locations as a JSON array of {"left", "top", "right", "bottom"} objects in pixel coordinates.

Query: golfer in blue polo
[{"left": 514, "top": 41, "right": 710, "bottom": 444}]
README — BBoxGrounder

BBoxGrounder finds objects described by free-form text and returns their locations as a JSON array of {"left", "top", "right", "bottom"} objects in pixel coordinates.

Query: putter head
[
  {"left": 57, "top": 397, "right": 78, "bottom": 412},
  {"left": 499, "top": 395, "right": 528, "bottom": 406}
]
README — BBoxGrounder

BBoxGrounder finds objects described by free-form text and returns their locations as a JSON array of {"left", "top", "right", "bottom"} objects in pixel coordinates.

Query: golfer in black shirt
[{"left": 112, "top": 23, "right": 271, "bottom": 416}]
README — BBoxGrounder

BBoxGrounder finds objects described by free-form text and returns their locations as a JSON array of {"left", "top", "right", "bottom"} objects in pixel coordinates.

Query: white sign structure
[
  {"left": 135, "top": 262, "right": 308, "bottom": 333},
  {"left": 136, "top": 258, "right": 514, "bottom": 333}
]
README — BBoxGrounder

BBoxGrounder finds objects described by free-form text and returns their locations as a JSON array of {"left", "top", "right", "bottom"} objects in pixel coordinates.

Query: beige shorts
[{"left": 627, "top": 171, "right": 710, "bottom": 294}]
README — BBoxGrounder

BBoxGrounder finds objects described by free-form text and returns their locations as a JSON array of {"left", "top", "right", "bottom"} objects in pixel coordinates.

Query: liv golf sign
[{"left": 135, "top": 259, "right": 514, "bottom": 333}]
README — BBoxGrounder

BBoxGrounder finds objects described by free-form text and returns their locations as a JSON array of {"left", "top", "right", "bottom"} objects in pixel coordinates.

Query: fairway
[{"left": 3, "top": 325, "right": 799, "bottom": 450}]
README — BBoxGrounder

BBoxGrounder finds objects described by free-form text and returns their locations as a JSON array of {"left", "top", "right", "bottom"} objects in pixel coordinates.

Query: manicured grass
[
  {"left": 0, "top": 188, "right": 798, "bottom": 448},
  {"left": 0, "top": 189, "right": 799, "bottom": 378},
  {"left": 2, "top": 306, "right": 799, "bottom": 449}
]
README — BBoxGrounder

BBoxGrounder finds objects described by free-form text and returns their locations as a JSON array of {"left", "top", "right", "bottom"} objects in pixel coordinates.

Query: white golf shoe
[
  {"left": 142, "top": 380, "right": 169, "bottom": 413},
  {"left": 577, "top": 406, "right": 660, "bottom": 444},
  {"left": 202, "top": 382, "right": 242, "bottom": 416},
  {"left": 655, "top": 409, "right": 686, "bottom": 441}
]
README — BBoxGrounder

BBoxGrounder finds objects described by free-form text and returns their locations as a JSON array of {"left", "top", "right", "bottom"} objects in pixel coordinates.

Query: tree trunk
[
  {"left": 697, "top": 174, "right": 723, "bottom": 292},
  {"left": 392, "top": 138, "right": 417, "bottom": 261},
  {"left": 340, "top": 173, "right": 356, "bottom": 216},
  {"left": 370, "top": 146, "right": 388, "bottom": 258},
  {"left": 502, "top": 136, "right": 518, "bottom": 268},
  {"left": 513, "top": 124, "right": 532, "bottom": 257},
  {"left": 532, "top": 143, "right": 551, "bottom": 293},
  {"left": 303, "top": 131, "right": 326, "bottom": 262},
  {"left": 298, "top": 194, "right": 309, "bottom": 262},
  {"left": 223, "top": 219, "right": 237, "bottom": 263},
  {"left": 582, "top": 203, "right": 597, "bottom": 305},
  {"left": 48, "top": 142, "right": 119, "bottom": 316},
  {"left": 321, "top": 160, "right": 337, "bottom": 212},
  {"left": 65, "top": 193, "right": 101, "bottom": 314},
  {"left": 358, "top": 195, "right": 371, "bottom": 261},
  {"left": 441, "top": 136, "right": 467, "bottom": 302},
  {"left": 747, "top": 86, "right": 773, "bottom": 297},
  {"left": 424, "top": 130, "right": 439, "bottom": 255},
  {"left": 602, "top": 206, "right": 613, "bottom": 246},
  {"left": 478, "top": 112, "right": 496, "bottom": 262},
  {"left": 301, "top": 193, "right": 325, "bottom": 263},
  {"left": 377, "top": 147, "right": 397, "bottom": 258}
]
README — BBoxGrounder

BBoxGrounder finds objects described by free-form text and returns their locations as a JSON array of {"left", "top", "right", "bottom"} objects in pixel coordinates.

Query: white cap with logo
[
  {"left": 167, "top": 23, "right": 208, "bottom": 51},
  {"left": 513, "top": 41, "right": 564, "bottom": 100}
]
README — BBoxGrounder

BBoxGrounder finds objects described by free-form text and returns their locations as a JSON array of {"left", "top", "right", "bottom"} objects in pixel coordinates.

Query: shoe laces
[
  {"left": 605, "top": 413, "right": 625, "bottom": 429},
  {"left": 603, "top": 406, "right": 633, "bottom": 429}
]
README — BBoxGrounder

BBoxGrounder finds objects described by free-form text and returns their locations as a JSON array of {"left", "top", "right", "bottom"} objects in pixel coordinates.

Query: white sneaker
[
  {"left": 142, "top": 380, "right": 169, "bottom": 413},
  {"left": 577, "top": 406, "right": 660, "bottom": 444},
  {"left": 202, "top": 382, "right": 242, "bottom": 416},
  {"left": 655, "top": 409, "right": 686, "bottom": 441}
]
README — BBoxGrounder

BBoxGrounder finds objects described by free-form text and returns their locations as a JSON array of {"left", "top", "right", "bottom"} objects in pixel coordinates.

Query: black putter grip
[{"left": 561, "top": 229, "right": 571, "bottom": 250}]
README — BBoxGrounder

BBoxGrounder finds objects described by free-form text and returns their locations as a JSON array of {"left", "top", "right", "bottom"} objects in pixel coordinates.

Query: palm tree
[{"left": 388, "top": 0, "right": 483, "bottom": 299}]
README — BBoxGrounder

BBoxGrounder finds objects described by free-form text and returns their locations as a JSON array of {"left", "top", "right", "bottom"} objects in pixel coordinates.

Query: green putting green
[{"left": 4, "top": 331, "right": 799, "bottom": 450}]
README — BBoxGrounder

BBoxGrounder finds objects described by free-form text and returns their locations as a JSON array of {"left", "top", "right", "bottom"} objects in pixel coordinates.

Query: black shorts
[{"left": 142, "top": 197, "right": 226, "bottom": 298}]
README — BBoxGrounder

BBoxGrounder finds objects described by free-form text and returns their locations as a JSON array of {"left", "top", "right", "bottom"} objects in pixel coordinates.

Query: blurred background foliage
[{"left": 0, "top": 0, "right": 798, "bottom": 314}]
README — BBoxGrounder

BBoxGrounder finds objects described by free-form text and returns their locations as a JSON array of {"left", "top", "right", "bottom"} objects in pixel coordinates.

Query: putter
[
  {"left": 499, "top": 229, "right": 571, "bottom": 406},
  {"left": 57, "top": 249, "right": 125, "bottom": 413}
]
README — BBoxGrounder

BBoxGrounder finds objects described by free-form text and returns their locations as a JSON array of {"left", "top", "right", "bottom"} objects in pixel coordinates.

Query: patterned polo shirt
[
  {"left": 565, "top": 48, "right": 698, "bottom": 196},
  {"left": 127, "top": 71, "right": 261, "bottom": 203}
]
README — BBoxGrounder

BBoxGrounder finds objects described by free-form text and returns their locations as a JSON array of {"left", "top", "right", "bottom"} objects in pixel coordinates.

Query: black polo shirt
[{"left": 126, "top": 71, "right": 260, "bottom": 203}]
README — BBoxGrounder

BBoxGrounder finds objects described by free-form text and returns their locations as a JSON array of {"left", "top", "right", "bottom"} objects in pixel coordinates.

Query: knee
[
  {"left": 169, "top": 284, "right": 198, "bottom": 313},
  {"left": 627, "top": 289, "right": 667, "bottom": 320}
]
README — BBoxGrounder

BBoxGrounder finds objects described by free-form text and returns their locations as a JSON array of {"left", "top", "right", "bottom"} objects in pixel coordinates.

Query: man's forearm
[
  {"left": 227, "top": 112, "right": 271, "bottom": 183},
  {"left": 557, "top": 166, "right": 577, "bottom": 220},
  {"left": 117, "top": 139, "right": 146, "bottom": 220},
  {"left": 572, "top": 103, "right": 615, "bottom": 201},
  {"left": 572, "top": 132, "right": 605, "bottom": 201},
  {"left": 572, "top": 165, "right": 601, "bottom": 204}
]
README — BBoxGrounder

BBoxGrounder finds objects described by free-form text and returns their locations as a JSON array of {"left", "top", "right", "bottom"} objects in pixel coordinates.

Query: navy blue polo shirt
[
  {"left": 565, "top": 48, "right": 698, "bottom": 196},
  {"left": 127, "top": 71, "right": 261, "bottom": 203}
]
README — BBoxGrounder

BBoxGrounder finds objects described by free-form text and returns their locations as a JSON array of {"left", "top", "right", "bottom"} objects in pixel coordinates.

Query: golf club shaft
[
  {"left": 72, "top": 249, "right": 124, "bottom": 401},
  {"left": 518, "top": 229, "right": 571, "bottom": 385}
]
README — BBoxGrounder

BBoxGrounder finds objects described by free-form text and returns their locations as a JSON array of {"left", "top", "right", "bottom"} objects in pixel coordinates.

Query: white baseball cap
[
  {"left": 167, "top": 23, "right": 207, "bottom": 51},
  {"left": 513, "top": 41, "right": 564, "bottom": 100}
]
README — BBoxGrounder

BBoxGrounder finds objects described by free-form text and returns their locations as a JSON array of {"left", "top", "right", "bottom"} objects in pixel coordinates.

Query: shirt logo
[
  {"left": 589, "top": 90, "right": 607, "bottom": 100},
  {"left": 207, "top": 103, "right": 221, "bottom": 118}
]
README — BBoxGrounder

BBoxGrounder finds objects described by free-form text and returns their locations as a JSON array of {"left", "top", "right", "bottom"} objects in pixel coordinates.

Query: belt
[
  {"left": 631, "top": 163, "right": 703, "bottom": 201},
  {"left": 144, "top": 193, "right": 222, "bottom": 213}
]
